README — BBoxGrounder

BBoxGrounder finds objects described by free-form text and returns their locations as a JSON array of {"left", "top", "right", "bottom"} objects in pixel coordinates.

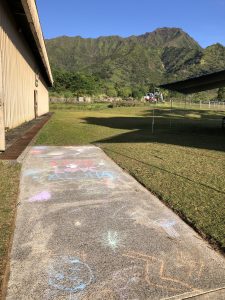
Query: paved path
[{"left": 7, "top": 146, "right": 225, "bottom": 300}]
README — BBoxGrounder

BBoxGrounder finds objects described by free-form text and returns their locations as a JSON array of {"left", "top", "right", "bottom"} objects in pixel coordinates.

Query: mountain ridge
[{"left": 46, "top": 27, "right": 225, "bottom": 95}]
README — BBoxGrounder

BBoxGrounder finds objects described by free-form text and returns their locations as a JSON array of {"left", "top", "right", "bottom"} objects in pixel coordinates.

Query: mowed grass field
[
  {"left": 36, "top": 103, "right": 225, "bottom": 250},
  {"left": 0, "top": 162, "right": 20, "bottom": 297}
]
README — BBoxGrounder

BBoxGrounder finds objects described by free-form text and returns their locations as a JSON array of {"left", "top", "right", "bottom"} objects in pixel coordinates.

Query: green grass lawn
[
  {"left": 0, "top": 162, "right": 20, "bottom": 297},
  {"left": 36, "top": 103, "right": 225, "bottom": 250}
]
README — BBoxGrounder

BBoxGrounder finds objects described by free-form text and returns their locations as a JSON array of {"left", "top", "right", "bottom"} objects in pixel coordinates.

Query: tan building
[{"left": 0, "top": 0, "right": 53, "bottom": 151}]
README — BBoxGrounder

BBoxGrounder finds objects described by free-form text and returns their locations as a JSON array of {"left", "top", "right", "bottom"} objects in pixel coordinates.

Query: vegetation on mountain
[
  {"left": 46, "top": 28, "right": 225, "bottom": 99},
  {"left": 217, "top": 87, "right": 225, "bottom": 100}
]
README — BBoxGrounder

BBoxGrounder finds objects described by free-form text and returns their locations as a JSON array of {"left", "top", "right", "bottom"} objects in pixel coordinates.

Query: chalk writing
[
  {"left": 48, "top": 171, "right": 116, "bottom": 182},
  {"left": 29, "top": 191, "right": 51, "bottom": 203},
  {"left": 48, "top": 256, "right": 93, "bottom": 293}
]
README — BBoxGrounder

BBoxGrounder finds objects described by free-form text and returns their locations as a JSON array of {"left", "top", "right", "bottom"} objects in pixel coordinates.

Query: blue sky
[{"left": 37, "top": 0, "right": 225, "bottom": 48}]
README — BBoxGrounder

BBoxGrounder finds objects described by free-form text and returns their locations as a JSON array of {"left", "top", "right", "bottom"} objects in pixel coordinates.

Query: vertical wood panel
[
  {"left": 0, "top": 50, "right": 5, "bottom": 151},
  {"left": 0, "top": 1, "right": 49, "bottom": 135}
]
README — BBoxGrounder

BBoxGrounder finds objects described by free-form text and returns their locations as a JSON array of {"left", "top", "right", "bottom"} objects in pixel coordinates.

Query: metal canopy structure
[{"left": 160, "top": 69, "right": 225, "bottom": 94}]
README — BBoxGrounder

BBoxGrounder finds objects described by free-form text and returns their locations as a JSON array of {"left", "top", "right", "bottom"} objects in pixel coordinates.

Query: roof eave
[
  {"left": 21, "top": 0, "right": 53, "bottom": 86},
  {"left": 160, "top": 70, "right": 225, "bottom": 94}
]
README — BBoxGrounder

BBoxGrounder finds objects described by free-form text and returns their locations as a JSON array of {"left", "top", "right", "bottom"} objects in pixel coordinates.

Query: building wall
[{"left": 0, "top": 0, "right": 49, "bottom": 130}]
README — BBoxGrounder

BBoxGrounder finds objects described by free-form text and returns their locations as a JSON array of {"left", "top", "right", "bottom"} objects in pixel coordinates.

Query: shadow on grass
[
  {"left": 142, "top": 108, "right": 225, "bottom": 120},
  {"left": 83, "top": 115, "right": 225, "bottom": 152}
]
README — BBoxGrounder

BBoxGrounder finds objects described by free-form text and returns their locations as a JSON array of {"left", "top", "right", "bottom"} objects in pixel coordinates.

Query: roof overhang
[
  {"left": 7, "top": 0, "right": 53, "bottom": 87},
  {"left": 160, "top": 69, "right": 225, "bottom": 94}
]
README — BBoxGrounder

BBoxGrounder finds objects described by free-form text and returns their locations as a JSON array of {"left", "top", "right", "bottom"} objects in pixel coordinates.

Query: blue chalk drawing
[
  {"left": 96, "top": 171, "right": 116, "bottom": 180},
  {"left": 48, "top": 256, "right": 93, "bottom": 293},
  {"left": 24, "top": 169, "right": 43, "bottom": 178},
  {"left": 47, "top": 170, "right": 117, "bottom": 182}
]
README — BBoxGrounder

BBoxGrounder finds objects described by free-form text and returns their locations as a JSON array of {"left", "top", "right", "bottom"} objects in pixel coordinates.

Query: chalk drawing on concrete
[
  {"left": 30, "top": 149, "right": 44, "bottom": 155},
  {"left": 47, "top": 151, "right": 65, "bottom": 156},
  {"left": 74, "top": 221, "right": 82, "bottom": 227},
  {"left": 48, "top": 256, "right": 93, "bottom": 293},
  {"left": 156, "top": 219, "right": 180, "bottom": 238},
  {"left": 24, "top": 169, "right": 43, "bottom": 177},
  {"left": 123, "top": 251, "right": 202, "bottom": 293},
  {"left": 83, "top": 266, "right": 142, "bottom": 299},
  {"left": 98, "top": 160, "right": 105, "bottom": 166},
  {"left": 64, "top": 146, "right": 77, "bottom": 149},
  {"left": 103, "top": 178, "right": 116, "bottom": 189},
  {"left": 129, "top": 207, "right": 154, "bottom": 228},
  {"left": 103, "top": 231, "right": 122, "bottom": 251},
  {"left": 28, "top": 191, "right": 51, "bottom": 203},
  {"left": 128, "top": 208, "right": 180, "bottom": 238},
  {"left": 47, "top": 170, "right": 117, "bottom": 183},
  {"left": 66, "top": 164, "right": 78, "bottom": 169},
  {"left": 30, "top": 146, "right": 48, "bottom": 154},
  {"left": 33, "top": 146, "right": 48, "bottom": 150}
]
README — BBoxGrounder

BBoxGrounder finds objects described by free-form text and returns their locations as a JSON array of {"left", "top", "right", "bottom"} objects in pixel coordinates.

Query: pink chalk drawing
[
  {"left": 51, "top": 160, "right": 97, "bottom": 174},
  {"left": 104, "top": 178, "right": 116, "bottom": 189},
  {"left": 30, "top": 149, "right": 44, "bottom": 155},
  {"left": 29, "top": 191, "right": 51, "bottom": 203}
]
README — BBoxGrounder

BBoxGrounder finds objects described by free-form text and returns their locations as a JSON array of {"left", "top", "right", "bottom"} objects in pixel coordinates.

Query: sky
[{"left": 36, "top": 0, "right": 225, "bottom": 48}]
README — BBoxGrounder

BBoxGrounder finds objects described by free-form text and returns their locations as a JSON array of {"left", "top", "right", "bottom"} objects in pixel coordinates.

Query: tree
[
  {"left": 132, "top": 86, "right": 147, "bottom": 99},
  {"left": 50, "top": 69, "right": 102, "bottom": 97},
  {"left": 117, "top": 87, "right": 132, "bottom": 98},
  {"left": 217, "top": 87, "right": 225, "bottom": 101}
]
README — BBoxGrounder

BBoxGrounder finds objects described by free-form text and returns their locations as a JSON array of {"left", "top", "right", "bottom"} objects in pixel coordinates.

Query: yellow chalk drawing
[{"left": 123, "top": 250, "right": 203, "bottom": 292}]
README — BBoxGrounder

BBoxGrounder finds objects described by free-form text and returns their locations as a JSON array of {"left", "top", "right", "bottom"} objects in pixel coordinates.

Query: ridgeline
[{"left": 46, "top": 27, "right": 225, "bottom": 99}]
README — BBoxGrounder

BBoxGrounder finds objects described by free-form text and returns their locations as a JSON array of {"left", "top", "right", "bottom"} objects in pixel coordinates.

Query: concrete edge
[{"left": 162, "top": 287, "right": 225, "bottom": 299}]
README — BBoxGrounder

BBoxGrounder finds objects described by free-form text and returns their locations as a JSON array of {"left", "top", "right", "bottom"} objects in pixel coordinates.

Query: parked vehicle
[
  {"left": 144, "top": 93, "right": 157, "bottom": 102},
  {"left": 144, "top": 90, "right": 164, "bottom": 103}
]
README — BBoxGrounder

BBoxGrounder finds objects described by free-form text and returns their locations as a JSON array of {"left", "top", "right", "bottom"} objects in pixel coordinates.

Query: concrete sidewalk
[{"left": 6, "top": 146, "right": 225, "bottom": 299}]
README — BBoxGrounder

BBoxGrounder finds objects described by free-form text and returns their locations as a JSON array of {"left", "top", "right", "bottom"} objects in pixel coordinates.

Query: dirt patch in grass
[
  {"left": 0, "top": 162, "right": 20, "bottom": 299},
  {"left": 36, "top": 103, "right": 225, "bottom": 251}
]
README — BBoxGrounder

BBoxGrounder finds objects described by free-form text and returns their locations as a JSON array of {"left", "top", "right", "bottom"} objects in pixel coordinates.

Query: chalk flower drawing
[
  {"left": 104, "top": 231, "right": 121, "bottom": 251},
  {"left": 29, "top": 191, "right": 51, "bottom": 203},
  {"left": 48, "top": 256, "right": 93, "bottom": 293}
]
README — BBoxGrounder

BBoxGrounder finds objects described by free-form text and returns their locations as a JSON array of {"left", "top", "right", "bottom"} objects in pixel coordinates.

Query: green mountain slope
[{"left": 46, "top": 27, "right": 225, "bottom": 94}]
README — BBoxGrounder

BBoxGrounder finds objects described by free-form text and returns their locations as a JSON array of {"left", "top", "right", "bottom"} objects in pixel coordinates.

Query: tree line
[
  {"left": 50, "top": 69, "right": 148, "bottom": 99},
  {"left": 50, "top": 68, "right": 225, "bottom": 101}
]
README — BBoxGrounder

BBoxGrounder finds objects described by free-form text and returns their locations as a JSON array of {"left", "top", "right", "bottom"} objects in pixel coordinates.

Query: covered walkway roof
[{"left": 160, "top": 69, "right": 225, "bottom": 94}]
